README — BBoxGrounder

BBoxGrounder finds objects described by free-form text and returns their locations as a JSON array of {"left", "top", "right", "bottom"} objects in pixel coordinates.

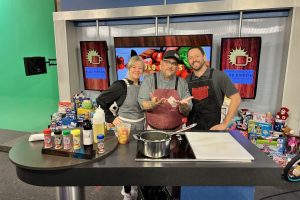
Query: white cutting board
[{"left": 185, "top": 132, "right": 254, "bottom": 162}]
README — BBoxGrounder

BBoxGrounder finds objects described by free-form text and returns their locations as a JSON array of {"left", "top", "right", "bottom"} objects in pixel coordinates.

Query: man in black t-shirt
[{"left": 186, "top": 47, "right": 241, "bottom": 130}]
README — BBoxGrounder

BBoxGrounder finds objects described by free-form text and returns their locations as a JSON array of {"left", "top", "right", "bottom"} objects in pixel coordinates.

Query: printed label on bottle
[
  {"left": 54, "top": 136, "right": 62, "bottom": 149},
  {"left": 93, "top": 123, "right": 106, "bottom": 143},
  {"left": 83, "top": 130, "right": 93, "bottom": 145},
  {"left": 63, "top": 136, "right": 72, "bottom": 150},
  {"left": 73, "top": 136, "right": 81, "bottom": 150},
  {"left": 44, "top": 135, "right": 52, "bottom": 149},
  {"left": 97, "top": 141, "right": 105, "bottom": 153}
]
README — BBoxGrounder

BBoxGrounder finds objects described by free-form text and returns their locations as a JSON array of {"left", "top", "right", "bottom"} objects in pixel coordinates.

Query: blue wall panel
[
  {"left": 73, "top": 10, "right": 289, "bottom": 27},
  {"left": 61, "top": 0, "right": 164, "bottom": 11},
  {"left": 60, "top": 0, "right": 220, "bottom": 11}
]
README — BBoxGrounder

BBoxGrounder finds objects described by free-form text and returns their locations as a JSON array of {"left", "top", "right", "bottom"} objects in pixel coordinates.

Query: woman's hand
[{"left": 112, "top": 117, "right": 122, "bottom": 126}]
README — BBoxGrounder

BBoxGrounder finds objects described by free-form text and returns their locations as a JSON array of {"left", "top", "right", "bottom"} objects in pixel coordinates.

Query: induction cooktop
[{"left": 135, "top": 134, "right": 196, "bottom": 162}]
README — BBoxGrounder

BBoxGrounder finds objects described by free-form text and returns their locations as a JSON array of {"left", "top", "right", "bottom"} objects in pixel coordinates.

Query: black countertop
[{"left": 9, "top": 130, "right": 285, "bottom": 187}]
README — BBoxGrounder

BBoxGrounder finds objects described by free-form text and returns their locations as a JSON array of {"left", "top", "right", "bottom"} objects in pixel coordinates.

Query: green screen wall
[{"left": 0, "top": 0, "right": 59, "bottom": 132}]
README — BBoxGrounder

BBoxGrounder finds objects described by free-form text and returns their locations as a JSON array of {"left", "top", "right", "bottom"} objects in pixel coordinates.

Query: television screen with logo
[
  {"left": 114, "top": 34, "right": 213, "bottom": 80},
  {"left": 80, "top": 41, "right": 110, "bottom": 91},
  {"left": 220, "top": 37, "right": 261, "bottom": 99}
]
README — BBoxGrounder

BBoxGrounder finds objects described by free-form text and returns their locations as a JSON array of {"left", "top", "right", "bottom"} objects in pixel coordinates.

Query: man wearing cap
[{"left": 138, "top": 50, "right": 193, "bottom": 130}]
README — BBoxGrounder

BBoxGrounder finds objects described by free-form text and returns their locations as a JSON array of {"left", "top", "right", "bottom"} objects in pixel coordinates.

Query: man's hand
[
  {"left": 212, "top": 93, "right": 241, "bottom": 131},
  {"left": 141, "top": 93, "right": 166, "bottom": 110},
  {"left": 177, "top": 96, "right": 193, "bottom": 115},
  {"left": 176, "top": 96, "right": 194, "bottom": 106},
  {"left": 210, "top": 122, "right": 228, "bottom": 131},
  {"left": 151, "top": 93, "right": 167, "bottom": 106}
]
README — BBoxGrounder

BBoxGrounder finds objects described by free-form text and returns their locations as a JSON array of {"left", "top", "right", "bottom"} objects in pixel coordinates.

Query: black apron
[{"left": 187, "top": 68, "right": 221, "bottom": 130}]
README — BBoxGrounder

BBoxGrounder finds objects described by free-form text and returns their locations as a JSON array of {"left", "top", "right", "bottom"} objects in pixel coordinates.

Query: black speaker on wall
[{"left": 24, "top": 57, "right": 47, "bottom": 76}]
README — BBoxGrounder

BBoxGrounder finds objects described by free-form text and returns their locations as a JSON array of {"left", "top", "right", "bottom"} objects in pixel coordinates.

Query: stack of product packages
[{"left": 47, "top": 92, "right": 108, "bottom": 155}]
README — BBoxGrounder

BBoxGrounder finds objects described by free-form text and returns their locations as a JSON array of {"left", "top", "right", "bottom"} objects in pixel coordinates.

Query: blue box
[{"left": 254, "top": 121, "right": 272, "bottom": 138}]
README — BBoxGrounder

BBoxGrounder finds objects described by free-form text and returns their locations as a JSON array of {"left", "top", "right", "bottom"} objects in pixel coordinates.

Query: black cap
[{"left": 163, "top": 50, "right": 180, "bottom": 63}]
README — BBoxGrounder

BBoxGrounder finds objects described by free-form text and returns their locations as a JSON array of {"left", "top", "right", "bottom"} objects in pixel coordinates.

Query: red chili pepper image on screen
[{"left": 116, "top": 56, "right": 125, "bottom": 69}]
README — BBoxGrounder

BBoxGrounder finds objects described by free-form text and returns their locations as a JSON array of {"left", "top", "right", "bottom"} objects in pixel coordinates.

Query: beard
[
  {"left": 191, "top": 60, "right": 206, "bottom": 71},
  {"left": 162, "top": 70, "right": 175, "bottom": 79}
]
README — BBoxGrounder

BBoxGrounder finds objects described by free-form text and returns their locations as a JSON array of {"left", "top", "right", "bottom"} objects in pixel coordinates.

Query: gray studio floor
[{"left": 1, "top": 130, "right": 300, "bottom": 200}]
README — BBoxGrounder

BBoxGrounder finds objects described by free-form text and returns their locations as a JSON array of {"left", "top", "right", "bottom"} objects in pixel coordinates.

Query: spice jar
[
  {"left": 53, "top": 130, "right": 62, "bottom": 149},
  {"left": 62, "top": 130, "right": 72, "bottom": 150},
  {"left": 43, "top": 128, "right": 52, "bottom": 149},
  {"left": 71, "top": 129, "right": 81, "bottom": 150},
  {"left": 97, "top": 134, "right": 105, "bottom": 154}
]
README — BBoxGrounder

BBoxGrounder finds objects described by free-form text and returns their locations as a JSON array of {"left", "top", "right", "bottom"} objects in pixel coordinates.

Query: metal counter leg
[{"left": 56, "top": 186, "right": 85, "bottom": 200}]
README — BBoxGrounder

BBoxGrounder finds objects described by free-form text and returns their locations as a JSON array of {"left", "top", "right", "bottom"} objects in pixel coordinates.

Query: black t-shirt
[
  {"left": 186, "top": 68, "right": 238, "bottom": 106},
  {"left": 96, "top": 80, "right": 128, "bottom": 123}
]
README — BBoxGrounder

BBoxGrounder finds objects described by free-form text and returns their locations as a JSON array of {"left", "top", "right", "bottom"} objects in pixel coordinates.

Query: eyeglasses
[{"left": 163, "top": 59, "right": 178, "bottom": 67}]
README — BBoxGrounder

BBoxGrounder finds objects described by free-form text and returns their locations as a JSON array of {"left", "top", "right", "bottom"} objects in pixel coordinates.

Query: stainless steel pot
[
  {"left": 133, "top": 123, "right": 197, "bottom": 158},
  {"left": 133, "top": 131, "right": 171, "bottom": 158}
]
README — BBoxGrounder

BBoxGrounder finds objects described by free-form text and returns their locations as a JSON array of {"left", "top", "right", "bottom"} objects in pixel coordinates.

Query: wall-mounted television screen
[
  {"left": 114, "top": 34, "right": 213, "bottom": 80},
  {"left": 220, "top": 37, "right": 261, "bottom": 99}
]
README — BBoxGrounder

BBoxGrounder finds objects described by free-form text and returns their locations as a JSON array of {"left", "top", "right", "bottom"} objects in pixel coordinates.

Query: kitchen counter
[{"left": 9, "top": 130, "right": 283, "bottom": 187}]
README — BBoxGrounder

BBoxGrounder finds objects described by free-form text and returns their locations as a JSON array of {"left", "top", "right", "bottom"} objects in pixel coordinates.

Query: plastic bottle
[
  {"left": 97, "top": 134, "right": 105, "bottom": 154},
  {"left": 71, "top": 129, "right": 81, "bottom": 150},
  {"left": 92, "top": 106, "right": 106, "bottom": 143}
]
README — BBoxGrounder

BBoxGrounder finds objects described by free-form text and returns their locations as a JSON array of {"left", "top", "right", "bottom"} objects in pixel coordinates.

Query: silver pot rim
[{"left": 138, "top": 130, "right": 171, "bottom": 143}]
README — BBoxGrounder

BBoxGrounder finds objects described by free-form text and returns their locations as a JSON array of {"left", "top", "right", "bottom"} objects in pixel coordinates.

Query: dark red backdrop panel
[
  {"left": 80, "top": 41, "right": 109, "bottom": 91},
  {"left": 220, "top": 37, "right": 261, "bottom": 99}
]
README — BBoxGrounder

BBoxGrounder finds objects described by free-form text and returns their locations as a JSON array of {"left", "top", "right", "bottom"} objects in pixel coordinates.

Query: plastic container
[
  {"left": 43, "top": 128, "right": 52, "bottom": 149},
  {"left": 97, "top": 134, "right": 105, "bottom": 154},
  {"left": 116, "top": 123, "right": 131, "bottom": 144},
  {"left": 71, "top": 129, "right": 81, "bottom": 150},
  {"left": 62, "top": 130, "right": 72, "bottom": 150},
  {"left": 53, "top": 130, "right": 62, "bottom": 149},
  {"left": 93, "top": 106, "right": 106, "bottom": 143}
]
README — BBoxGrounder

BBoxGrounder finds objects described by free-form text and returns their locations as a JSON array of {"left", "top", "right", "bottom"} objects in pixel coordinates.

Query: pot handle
[
  {"left": 175, "top": 123, "right": 197, "bottom": 133},
  {"left": 133, "top": 134, "right": 140, "bottom": 140},
  {"left": 133, "top": 134, "right": 146, "bottom": 142}
]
